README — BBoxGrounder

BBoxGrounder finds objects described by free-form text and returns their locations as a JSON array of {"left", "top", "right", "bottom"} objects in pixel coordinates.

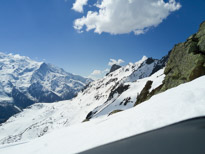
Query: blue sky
[{"left": 0, "top": 0, "right": 205, "bottom": 78}]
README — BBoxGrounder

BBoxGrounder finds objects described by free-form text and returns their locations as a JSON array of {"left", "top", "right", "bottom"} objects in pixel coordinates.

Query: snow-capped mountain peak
[
  {"left": 0, "top": 54, "right": 167, "bottom": 144},
  {"left": 135, "top": 55, "right": 148, "bottom": 65},
  {"left": 0, "top": 52, "right": 91, "bottom": 123}
]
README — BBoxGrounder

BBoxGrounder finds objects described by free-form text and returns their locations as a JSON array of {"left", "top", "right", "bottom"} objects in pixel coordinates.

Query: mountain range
[
  {"left": 0, "top": 53, "right": 91, "bottom": 123},
  {"left": 0, "top": 53, "right": 167, "bottom": 144}
]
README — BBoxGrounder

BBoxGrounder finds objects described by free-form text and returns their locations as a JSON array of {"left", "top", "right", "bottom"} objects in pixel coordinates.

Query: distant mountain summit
[
  {"left": 106, "top": 64, "right": 121, "bottom": 75},
  {"left": 0, "top": 54, "right": 168, "bottom": 144},
  {"left": 0, "top": 52, "right": 91, "bottom": 123}
]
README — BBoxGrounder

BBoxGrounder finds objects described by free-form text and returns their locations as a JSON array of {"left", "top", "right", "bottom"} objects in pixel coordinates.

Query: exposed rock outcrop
[
  {"left": 135, "top": 80, "right": 153, "bottom": 106},
  {"left": 161, "top": 21, "right": 205, "bottom": 91},
  {"left": 106, "top": 64, "right": 121, "bottom": 76},
  {"left": 108, "top": 110, "right": 123, "bottom": 116},
  {"left": 135, "top": 21, "right": 205, "bottom": 106}
]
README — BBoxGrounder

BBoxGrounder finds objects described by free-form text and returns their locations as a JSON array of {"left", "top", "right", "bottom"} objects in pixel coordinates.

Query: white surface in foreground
[
  {"left": 0, "top": 76, "right": 205, "bottom": 154},
  {"left": 0, "top": 56, "right": 149, "bottom": 144}
]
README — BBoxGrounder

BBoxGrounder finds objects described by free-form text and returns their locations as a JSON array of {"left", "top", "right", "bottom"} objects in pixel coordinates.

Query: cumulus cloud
[
  {"left": 73, "top": 0, "right": 181, "bottom": 35},
  {"left": 89, "top": 68, "right": 109, "bottom": 80},
  {"left": 72, "top": 0, "right": 88, "bottom": 13},
  {"left": 91, "top": 70, "right": 101, "bottom": 75},
  {"left": 108, "top": 59, "right": 124, "bottom": 66}
]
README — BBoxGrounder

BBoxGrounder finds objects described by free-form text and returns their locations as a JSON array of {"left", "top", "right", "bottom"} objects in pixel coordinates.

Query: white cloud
[
  {"left": 108, "top": 59, "right": 124, "bottom": 66},
  {"left": 73, "top": 0, "right": 181, "bottom": 35},
  {"left": 72, "top": 0, "right": 88, "bottom": 13},
  {"left": 91, "top": 70, "right": 101, "bottom": 75},
  {"left": 89, "top": 68, "right": 109, "bottom": 80}
]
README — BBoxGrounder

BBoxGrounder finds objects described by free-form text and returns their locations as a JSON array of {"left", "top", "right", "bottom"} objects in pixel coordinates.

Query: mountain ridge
[
  {"left": 0, "top": 52, "right": 91, "bottom": 123},
  {"left": 0, "top": 54, "right": 166, "bottom": 144}
]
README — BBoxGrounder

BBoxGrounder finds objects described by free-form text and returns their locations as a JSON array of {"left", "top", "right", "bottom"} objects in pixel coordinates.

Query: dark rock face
[
  {"left": 85, "top": 111, "right": 97, "bottom": 121},
  {"left": 12, "top": 88, "right": 35, "bottom": 108},
  {"left": 110, "top": 64, "right": 121, "bottom": 73},
  {"left": 0, "top": 105, "right": 20, "bottom": 124},
  {"left": 135, "top": 81, "right": 153, "bottom": 106},
  {"left": 108, "top": 84, "right": 130, "bottom": 101},
  {"left": 85, "top": 84, "right": 130, "bottom": 121},
  {"left": 150, "top": 54, "right": 169, "bottom": 76},
  {"left": 28, "top": 82, "right": 62, "bottom": 103},
  {"left": 145, "top": 58, "right": 155, "bottom": 65},
  {"left": 161, "top": 21, "right": 205, "bottom": 91},
  {"left": 129, "top": 56, "right": 168, "bottom": 82},
  {"left": 135, "top": 21, "right": 205, "bottom": 106},
  {"left": 85, "top": 111, "right": 93, "bottom": 120},
  {"left": 108, "top": 110, "right": 123, "bottom": 116},
  {"left": 196, "top": 21, "right": 205, "bottom": 53},
  {"left": 106, "top": 64, "right": 121, "bottom": 76}
]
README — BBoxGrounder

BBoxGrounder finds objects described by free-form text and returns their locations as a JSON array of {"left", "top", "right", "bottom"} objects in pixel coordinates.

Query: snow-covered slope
[
  {"left": 84, "top": 56, "right": 167, "bottom": 120},
  {"left": 0, "top": 55, "right": 167, "bottom": 144},
  {"left": 0, "top": 52, "right": 91, "bottom": 123},
  {"left": 0, "top": 75, "right": 205, "bottom": 154}
]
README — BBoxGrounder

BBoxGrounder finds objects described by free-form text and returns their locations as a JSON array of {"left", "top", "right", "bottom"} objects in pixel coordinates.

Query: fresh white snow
[
  {"left": 0, "top": 56, "right": 162, "bottom": 145},
  {"left": 0, "top": 53, "right": 169, "bottom": 147},
  {"left": 92, "top": 68, "right": 165, "bottom": 118},
  {"left": 0, "top": 75, "right": 205, "bottom": 154}
]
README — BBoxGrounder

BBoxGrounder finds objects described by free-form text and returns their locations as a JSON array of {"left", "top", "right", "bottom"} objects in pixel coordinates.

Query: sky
[{"left": 0, "top": 0, "right": 205, "bottom": 79}]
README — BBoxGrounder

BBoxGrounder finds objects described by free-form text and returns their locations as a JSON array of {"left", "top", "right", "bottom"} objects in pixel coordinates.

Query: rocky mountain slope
[
  {"left": 135, "top": 21, "right": 205, "bottom": 105},
  {"left": 0, "top": 52, "right": 91, "bottom": 123}
]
